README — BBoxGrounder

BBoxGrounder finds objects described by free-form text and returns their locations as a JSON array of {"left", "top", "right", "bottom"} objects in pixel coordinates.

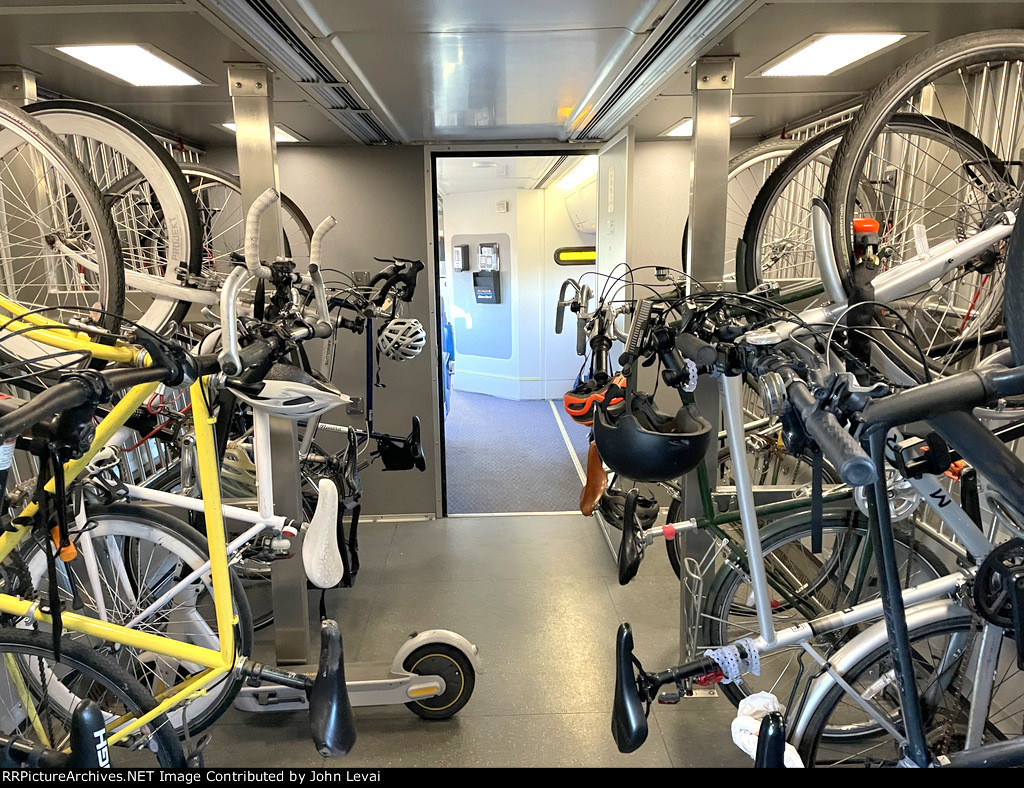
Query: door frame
[{"left": 423, "top": 144, "right": 600, "bottom": 517}]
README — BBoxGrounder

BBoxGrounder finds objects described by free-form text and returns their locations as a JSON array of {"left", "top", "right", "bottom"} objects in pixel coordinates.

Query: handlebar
[
  {"left": 787, "top": 379, "right": 876, "bottom": 486},
  {"left": 0, "top": 359, "right": 213, "bottom": 444},
  {"left": 244, "top": 187, "right": 279, "bottom": 280},
  {"left": 367, "top": 258, "right": 424, "bottom": 308}
]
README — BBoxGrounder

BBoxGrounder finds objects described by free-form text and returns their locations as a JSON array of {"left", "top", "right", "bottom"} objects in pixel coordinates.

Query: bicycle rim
[
  {"left": 0, "top": 100, "right": 123, "bottom": 363},
  {"left": 19, "top": 504, "right": 252, "bottom": 737},
  {"left": 0, "top": 626, "right": 183, "bottom": 766},
  {"left": 28, "top": 100, "right": 204, "bottom": 333}
]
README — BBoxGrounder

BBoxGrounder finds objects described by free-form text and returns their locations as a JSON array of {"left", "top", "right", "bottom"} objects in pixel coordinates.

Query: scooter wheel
[{"left": 402, "top": 643, "right": 476, "bottom": 720}]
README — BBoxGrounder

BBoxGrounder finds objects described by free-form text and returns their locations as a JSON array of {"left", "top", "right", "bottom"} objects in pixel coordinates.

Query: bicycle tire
[
  {"left": 27, "top": 100, "right": 204, "bottom": 333},
  {"left": 824, "top": 31, "right": 1024, "bottom": 369},
  {"left": 0, "top": 100, "right": 123, "bottom": 356},
  {"left": 700, "top": 510, "right": 950, "bottom": 710},
  {"left": 795, "top": 613, "right": 1020, "bottom": 767},
  {"left": 663, "top": 445, "right": 842, "bottom": 579},
  {"left": 18, "top": 503, "right": 253, "bottom": 738},
  {"left": 740, "top": 114, "right": 998, "bottom": 303},
  {"left": 1003, "top": 201, "right": 1024, "bottom": 365},
  {"left": 0, "top": 626, "right": 184, "bottom": 766}
]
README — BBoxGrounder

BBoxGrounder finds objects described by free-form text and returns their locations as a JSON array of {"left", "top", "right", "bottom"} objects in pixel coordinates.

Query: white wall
[{"left": 442, "top": 183, "right": 594, "bottom": 400}]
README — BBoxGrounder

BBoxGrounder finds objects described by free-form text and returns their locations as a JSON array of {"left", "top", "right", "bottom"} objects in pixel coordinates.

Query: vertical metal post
[
  {"left": 0, "top": 67, "right": 37, "bottom": 106},
  {"left": 678, "top": 58, "right": 735, "bottom": 665},
  {"left": 228, "top": 63, "right": 308, "bottom": 665},
  {"left": 228, "top": 63, "right": 283, "bottom": 263}
]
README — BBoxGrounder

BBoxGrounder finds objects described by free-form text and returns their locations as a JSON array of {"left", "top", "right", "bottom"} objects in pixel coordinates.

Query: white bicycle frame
[{"left": 706, "top": 205, "right": 1021, "bottom": 754}]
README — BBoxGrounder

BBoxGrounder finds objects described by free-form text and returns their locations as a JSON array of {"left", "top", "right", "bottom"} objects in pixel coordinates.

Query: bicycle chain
[{"left": 933, "top": 609, "right": 980, "bottom": 757}]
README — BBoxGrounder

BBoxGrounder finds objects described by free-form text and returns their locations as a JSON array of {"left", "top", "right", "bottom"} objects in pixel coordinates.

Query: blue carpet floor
[{"left": 444, "top": 390, "right": 590, "bottom": 514}]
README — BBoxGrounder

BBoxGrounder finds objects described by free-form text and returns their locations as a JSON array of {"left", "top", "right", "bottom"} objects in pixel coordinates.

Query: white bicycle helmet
[
  {"left": 229, "top": 362, "right": 349, "bottom": 419},
  {"left": 377, "top": 318, "right": 426, "bottom": 362}
]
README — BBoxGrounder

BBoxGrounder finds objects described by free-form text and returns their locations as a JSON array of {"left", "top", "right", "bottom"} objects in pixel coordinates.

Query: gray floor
[
  {"left": 444, "top": 391, "right": 591, "bottom": 514},
  {"left": 205, "top": 513, "right": 752, "bottom": 769}
]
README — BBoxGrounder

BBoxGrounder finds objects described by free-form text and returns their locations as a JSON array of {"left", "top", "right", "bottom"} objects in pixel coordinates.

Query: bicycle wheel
[
  {"left": 681, "top": 137, "right": 802, "bottom": 285},
  {"left": 796, "top": 613, "right": 1023, "bottom": 767},
  {"left": 0, "top": 100, "right": 123, "bottom": 361},
  {"left": 740, "top": 115, "right": 991, "bottom": 308},
  {"left": 183, "top": 163, "right": 314, "bottom": 275},
  {"left": 27, "top": 100, "right": 204, "bottom": 333},
  {"left": 0, "top": 626, "right": 183, "bottom": 766},
  {"left": 825, "top": 31, "right": 1024, "bottom": 370},
  {"left": 18, "top": 503, "right": 253, "bottom": 738},
  {"left": 700, "top": 511, "right": 950, "bottom": 710},
  {"left": 664, "top": 442, "right": 841, "bottom": 580}
]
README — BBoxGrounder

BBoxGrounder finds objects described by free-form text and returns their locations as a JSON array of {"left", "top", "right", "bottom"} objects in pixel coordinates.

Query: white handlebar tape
[
  {"left": 310, "top": 216, "right": 337, "bottom": 269},
  {"left": 244, "top": 187, "right": 280, "bottom": 279}
]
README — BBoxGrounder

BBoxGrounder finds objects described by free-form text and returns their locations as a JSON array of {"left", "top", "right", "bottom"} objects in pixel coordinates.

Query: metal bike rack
[
  {"left": 228, "top": 62, "right": 312, "bottom": 666},
  {"left": 676, "top": 57, "right": 735, "bottom": 673}
]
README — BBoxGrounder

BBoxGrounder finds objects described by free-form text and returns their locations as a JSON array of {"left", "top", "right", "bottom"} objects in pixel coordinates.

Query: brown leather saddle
[{"left": 579, "top": 441, "right": 608, "bottom": 516}]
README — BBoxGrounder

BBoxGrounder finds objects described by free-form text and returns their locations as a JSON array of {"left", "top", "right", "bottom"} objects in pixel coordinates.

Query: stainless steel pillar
[
  {"left": 678, "top": 58, "right": 735, "bottom": 666},
  {"left": 228, "top": 63, "right": 308, "bottom": 665},
  {"left": 0, "top": 67, "right": 37, "bottom": 106},
  {"left": 228, "top": 63, "right": 283, "bottom": 263}
]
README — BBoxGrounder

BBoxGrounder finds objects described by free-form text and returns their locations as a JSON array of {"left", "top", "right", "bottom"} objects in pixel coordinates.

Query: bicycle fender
[{"left": 787, "top": 600, "right": 970, "bottom": 748}]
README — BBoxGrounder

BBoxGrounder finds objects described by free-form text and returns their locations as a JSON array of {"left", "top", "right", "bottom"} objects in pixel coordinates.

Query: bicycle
[
  {"left": 611, "top": 292, "right": 1024, "bottom": 765},
  {"left": 0, "top": 189, "right": 477, "bottom": 765}
]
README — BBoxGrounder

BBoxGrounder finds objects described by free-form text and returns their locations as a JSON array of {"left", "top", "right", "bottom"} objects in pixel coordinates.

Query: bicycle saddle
[
  {"left": 617, "top": 488, "right": 644, "bottom": 586},
  {"left": 579, "top": 441, "right": 607, "bottom": 517},
  {"left": 309, "top": 619, "right": 357, "bottom": 758},
  {"left": 302, "top": 478, "right": 344, "bottom": 589},
  {"left": 375, "top": 417, "right": 426, "bottom": 472},
  {"left": 612, "top": 623, "right": 648, "bottom": 754}
]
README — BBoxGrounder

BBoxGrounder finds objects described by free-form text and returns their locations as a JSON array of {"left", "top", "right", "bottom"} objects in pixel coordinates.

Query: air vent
[
  {"left": 578, "top": 0, "right": 711, "bottom": 139},
  {"left": 206, "top": 0, "right": 395, "bottom": 143}
]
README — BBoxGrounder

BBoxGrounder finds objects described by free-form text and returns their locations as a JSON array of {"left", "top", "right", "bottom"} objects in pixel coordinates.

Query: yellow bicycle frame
[
  {"left": 0, "top": 294, "right": 146, "bottom": 366},
  {"left": 0, "top": 322, "right": 239, "bottom": 749}
]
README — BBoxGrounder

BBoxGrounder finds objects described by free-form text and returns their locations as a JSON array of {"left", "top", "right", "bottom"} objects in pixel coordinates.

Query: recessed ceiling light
[
  {"left": 222, "top": 123, "right": 303, "bottom": 144},
  {"left": 760, "top": 34, "right": 907, "bottom": 77},
  {"left": 664, "top": 116, "right": 745, "bottom": 138},
  {"left": 554, "top": 155, "right": 598, "bottom": 191},
  {"left": 54, "top": 45, "right": 202, "bottom": 86}
]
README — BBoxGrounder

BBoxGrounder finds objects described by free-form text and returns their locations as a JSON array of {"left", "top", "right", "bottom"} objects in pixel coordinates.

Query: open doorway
[{"left": 432, "top": 152, "right": 599, "bottom": 515}]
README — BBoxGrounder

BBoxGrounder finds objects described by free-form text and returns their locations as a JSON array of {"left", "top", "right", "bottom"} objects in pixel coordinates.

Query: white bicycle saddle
[{"left": 302, "top": 478, "right": 344, "bottom": 589}]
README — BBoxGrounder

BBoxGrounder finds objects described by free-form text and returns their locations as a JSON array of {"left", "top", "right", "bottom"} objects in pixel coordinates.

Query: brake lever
[{"left": 576, "top": 284, "right": 593, "bottom": 356}]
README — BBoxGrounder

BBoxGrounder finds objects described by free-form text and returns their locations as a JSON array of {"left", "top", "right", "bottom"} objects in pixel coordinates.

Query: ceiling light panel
[
  {"left": 554, "top": 156, "right": 599, "bottom": 191},
  {"left": 55, "top": 45, "right": 204, "bottom": 87},
  {"left": 664, "top": 116, "right": 745, "bottom": 138},
  {"left": 760, "top": 34, "right": 907, "bottom": 77},
  {"left": 222, "top": 123, "right": 303, "bottom": 143}
]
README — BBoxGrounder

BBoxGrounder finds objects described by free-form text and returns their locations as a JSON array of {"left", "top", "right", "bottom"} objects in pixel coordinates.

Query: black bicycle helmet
[{"left": 592, "top": 384, "right": 712, "bottom": 483}]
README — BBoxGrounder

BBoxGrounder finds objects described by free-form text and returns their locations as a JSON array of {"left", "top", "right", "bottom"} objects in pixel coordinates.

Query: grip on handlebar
[
  {"left": 676, "top": 333, "right": 717, "bottom": 368},
  {"left": 788, "top": 382, "right": 876, "bottom": 486},
  {"left": 310, "top": 216, "right": 337, "bottom": 270},
  {"left": 244, "top": 188, "right": 280, "bottom": 279}
]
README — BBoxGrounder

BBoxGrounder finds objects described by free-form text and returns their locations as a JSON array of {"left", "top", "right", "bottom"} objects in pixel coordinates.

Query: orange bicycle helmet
[{"left": 563, "top": 374, "right": 626, "bottom": 427}]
